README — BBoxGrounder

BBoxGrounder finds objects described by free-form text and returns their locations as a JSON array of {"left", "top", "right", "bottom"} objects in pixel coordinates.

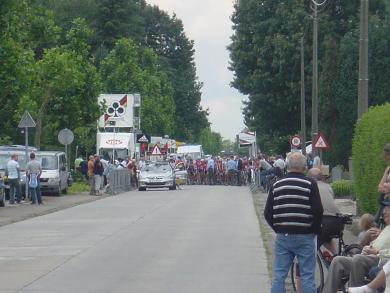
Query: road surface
[{"left": 0, "top": 185, "right": 269, "bottom": 293}]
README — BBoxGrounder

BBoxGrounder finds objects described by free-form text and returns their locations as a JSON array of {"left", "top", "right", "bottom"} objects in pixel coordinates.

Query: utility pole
[
  {"left": 300, "top": 37, "right": 306, "bottom": 156},
  {"left": 311, "top": 3, "right": 318, "bottom": 156},
  {"left": 358, "top": 0, "right": 369, "bottom": 119}
]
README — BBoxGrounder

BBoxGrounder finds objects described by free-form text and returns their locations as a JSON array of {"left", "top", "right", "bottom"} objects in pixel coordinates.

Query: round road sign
[
  {"left": 291, "top": 136, "right": 301, "bottom": 148},
  {"left": 58, "top": 128, "right": 74, "bottom": 145}
]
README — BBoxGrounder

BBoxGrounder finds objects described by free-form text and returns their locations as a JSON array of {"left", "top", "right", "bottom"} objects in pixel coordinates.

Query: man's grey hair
[
  {"left": 307, "top": 168, "right": 322, "bottom": 181},
  {"left": 286, "top": 152, "right": 307, "bottom": 172}
]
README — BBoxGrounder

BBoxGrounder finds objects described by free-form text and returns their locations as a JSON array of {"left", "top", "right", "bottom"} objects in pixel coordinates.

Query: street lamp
[
  {"left": 358, "top": 0, "right": 369, "bottom": 118},
  {"left": 310, "top": 0, "right": 331, "bottom": 156}
]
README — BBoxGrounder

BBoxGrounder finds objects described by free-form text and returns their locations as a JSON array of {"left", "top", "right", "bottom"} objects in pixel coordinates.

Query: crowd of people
[
  {"left": 76, "top": 154, "right": 142, "bottom": 195},
  {"left": 263, "top": 144, "right": 390, "bottom": 293}
]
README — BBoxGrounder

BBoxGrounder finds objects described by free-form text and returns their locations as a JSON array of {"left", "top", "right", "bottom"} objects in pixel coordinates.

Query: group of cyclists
[{"left": 172, "top": 154, "right": 286, "bottom": 187}]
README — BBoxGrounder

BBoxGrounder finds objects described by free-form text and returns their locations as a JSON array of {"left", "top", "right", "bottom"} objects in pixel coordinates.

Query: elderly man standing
[{"left": 264, "top": 152, "right": 323, "bottom": 293}]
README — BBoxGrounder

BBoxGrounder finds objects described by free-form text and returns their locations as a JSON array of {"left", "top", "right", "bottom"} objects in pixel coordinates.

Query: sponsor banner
[
  {"left": 136, "top": 134, "right": 151, "bottom": 144},
  {"left": 239, "top": 131, "right": 256, "bottom": 146}
]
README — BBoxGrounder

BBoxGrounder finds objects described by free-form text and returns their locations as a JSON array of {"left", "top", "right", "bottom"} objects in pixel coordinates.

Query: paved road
[{"left": 0, "top": 185, "right": 269, "bottom": 293}]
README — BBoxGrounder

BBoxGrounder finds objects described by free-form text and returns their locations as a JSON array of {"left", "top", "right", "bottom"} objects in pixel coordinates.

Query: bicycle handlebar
[{"left": 335, "top": 213, "right": 353, "bottom": 225}]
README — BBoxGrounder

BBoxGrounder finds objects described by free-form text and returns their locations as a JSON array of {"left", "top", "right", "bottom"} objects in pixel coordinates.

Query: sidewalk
[{"left": 0, "top": 193, "right": 109, "bottom": 227}]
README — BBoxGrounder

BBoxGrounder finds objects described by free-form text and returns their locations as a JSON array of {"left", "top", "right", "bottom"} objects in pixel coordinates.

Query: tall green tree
[
  {"left": 18, "top": 18, "right": 101, "bottom": 148},
  {"left": 0, "top": 1, "right": 35, "bottom": 142},
  {"left": 229, "top": 0, "right": 389, "bottom": 166},
  {"left": 143, "top": 6, "right": 209, "bottom": 141},
  {"left": 94, "top": 0, "right": 146, "bottom": 50},
  {"left": 199, "top": 128, "right": 223, "bottom": 155}
]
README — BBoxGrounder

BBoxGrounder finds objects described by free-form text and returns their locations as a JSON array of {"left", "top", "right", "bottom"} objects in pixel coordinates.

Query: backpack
[{"left": 29, "top": 173, "right": 38, "bottom": 189}]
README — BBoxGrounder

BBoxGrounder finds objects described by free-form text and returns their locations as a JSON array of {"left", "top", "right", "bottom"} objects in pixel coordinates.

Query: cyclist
[
  {"left": 226, "top": 156, "right": 237, "bottom": 185},
  {"left": 187, "top": 159, "right": 196, "bottom": 184}
]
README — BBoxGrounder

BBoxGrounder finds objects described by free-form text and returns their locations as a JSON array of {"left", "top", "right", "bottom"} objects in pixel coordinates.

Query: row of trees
[
  {"left": 0, "top": 0, "right": 221, "bottom": 155},
  {"left": 229, "top": 0, "right": 390, "bottom": 166}
]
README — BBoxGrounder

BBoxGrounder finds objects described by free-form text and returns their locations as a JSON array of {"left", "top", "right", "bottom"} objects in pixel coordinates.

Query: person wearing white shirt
[{"left": 6, "top": 154, "right": 20, "bottom": 204}]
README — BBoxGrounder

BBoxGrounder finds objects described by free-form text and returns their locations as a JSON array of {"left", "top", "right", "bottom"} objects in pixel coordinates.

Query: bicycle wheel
[
  {"left": 342, "top": 243, "right": 363, "bottom": 257},
  {"left": 291, "top": 253, "right": 324, "bottom": 292}
]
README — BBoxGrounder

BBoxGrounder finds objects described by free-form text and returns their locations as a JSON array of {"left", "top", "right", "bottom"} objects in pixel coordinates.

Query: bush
[
  {"left": 352, "top": 103, "right": 390, "bottom": 214},
  {"left": 330, "top": 180, "right": 355, "bottom": 198}
]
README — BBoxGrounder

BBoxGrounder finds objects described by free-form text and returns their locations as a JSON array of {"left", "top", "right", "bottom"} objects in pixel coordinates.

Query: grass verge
[
  {"left": 68, "top": 182, "right": 90, "bottom": 194},
  {"left": 251, "top": 190, "right": 273, "bottom": 278}
]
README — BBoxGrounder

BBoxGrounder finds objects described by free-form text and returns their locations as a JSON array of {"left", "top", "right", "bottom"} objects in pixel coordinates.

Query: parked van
[{"left": 35, "top": 151, "right": 69, "bottom": 196}]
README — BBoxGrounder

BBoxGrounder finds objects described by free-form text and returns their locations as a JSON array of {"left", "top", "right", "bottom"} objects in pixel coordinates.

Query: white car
[{"left": 138, "top": 161, "right": 176, "bottom": 191}]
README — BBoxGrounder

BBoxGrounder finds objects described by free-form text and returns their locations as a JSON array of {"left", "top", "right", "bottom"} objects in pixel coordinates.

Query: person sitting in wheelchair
[{"left": 322, "top": 204, "right": 390, "bottom": 293}]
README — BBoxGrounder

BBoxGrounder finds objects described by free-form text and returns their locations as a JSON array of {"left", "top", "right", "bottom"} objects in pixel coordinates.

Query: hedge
[
  {"left": 330, "top": 180, "right": 355, "bottom": 199},
  {"left": 352, "top": 103, "right": 390, "bottom": 214}
]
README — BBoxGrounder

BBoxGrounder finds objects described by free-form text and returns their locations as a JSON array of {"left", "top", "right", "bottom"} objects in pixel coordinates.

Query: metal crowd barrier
[
  {"left": 250, "top": 170, "right": 262, "bottom": 193},
  {"left": 106, "top": 168, "right": 132, "bottom": 195}
]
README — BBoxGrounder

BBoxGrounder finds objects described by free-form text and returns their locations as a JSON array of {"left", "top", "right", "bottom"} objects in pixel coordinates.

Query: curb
[{"left": 0, "top": 193, "right": 113, "bottom": 228}]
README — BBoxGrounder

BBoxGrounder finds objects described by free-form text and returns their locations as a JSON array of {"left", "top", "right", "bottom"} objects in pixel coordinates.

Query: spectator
[
  {"left": 260, "top": 155, "right": 273, "bottom": 190},
  {"left": 313, "top": 155, "right": 321, "bottom": 169},
  {"left": 307, "top": 153, "right": 314, "bottom": 170},
  {"left": 26, "top": 152, "right": 42, "bottom": 205},
  {"left": 6, "top": 154, "right": 21, "bottom": 205},
  {"left": 264, "top": 152, "right": 323, "bottom": 293},
  {"left": 322, "top": 204, "right": 390, "bottom": 293},
  {"left": 378, "top": 143, "right": 390, "bottom": 200},
  {"left": 87, "top": 155, "right": 95, "bottom": 195},
  {"left": 236, "top": 156, "right": 243, "bottom": 186},
  {"left": 358, "top": 213, "right": 378, "bottom": 246},
  {"left": 100, "top": 158, "right": 109, "bottom": 187},
  {"left": 348, "top": 259, "right": 390, "bottom": 292},
  {"left": 79, "top": 158, "right": 88, "bottom": 181},
  {"left": 376, "top": 143, "right": 390, "bottom": 225},
  {"left": 93, "top": 156, "right": 104, "bottom": 196},
  {"left": 307, "top": 168, "right": 340, "bottom": 247}
]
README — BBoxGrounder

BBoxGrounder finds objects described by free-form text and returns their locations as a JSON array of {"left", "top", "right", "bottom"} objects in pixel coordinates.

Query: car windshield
[
  {"left": 142, "top": 163, "right": 171, "bottom": 173},
  {"left": 36, "top": 155, "right": 58, "bottom": 170},
  {"left": 0, "top": 154, "right": 28, "bottom": 170}
]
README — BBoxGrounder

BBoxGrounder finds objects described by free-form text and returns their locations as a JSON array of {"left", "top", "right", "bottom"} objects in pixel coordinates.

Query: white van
[{"left": 36, "top": 151, "right": 69, "bottom": 195}]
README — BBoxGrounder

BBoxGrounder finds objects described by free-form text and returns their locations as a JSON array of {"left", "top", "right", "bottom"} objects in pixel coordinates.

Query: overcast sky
[{"left": 146, "top": 0, "right": 247, "bottom": 141}]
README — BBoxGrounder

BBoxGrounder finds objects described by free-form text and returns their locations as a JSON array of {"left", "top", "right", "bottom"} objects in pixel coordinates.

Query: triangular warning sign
[
  {"left": 151, "top": 144, "right": 162, "bottom": 155},
  {"left": 313, "top": 133, "right": 330, "bottom": 149},
  {"left": 18, "top": 111, "right": 36, "bottom": 128}
]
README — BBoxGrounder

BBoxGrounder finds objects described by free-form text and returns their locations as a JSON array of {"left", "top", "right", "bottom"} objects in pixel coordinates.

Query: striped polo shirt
[{"left": 264, "top": 172, "right": 323, "bottom": 234}]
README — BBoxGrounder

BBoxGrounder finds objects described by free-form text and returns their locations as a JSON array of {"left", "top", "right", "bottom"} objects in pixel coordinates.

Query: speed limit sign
[{"left": 291, "top": 135, "right": 302, "bottom": 148}]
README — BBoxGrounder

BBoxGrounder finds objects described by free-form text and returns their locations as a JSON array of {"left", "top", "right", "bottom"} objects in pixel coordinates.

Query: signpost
[
  {"left": 312, "top": 132, "right": 330, "bottom": 164},
  {"left": 18, "top": 111, "right": 36, "bottom": 199},
  {"left": 312, "top": 132, "right": 330, "bottom": 150},
  {"left": 290, "top": 135, "right": 302, "bottom": 149},
  {"left": 58, "top": 128, "right": 74, "bottom": 171}
]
